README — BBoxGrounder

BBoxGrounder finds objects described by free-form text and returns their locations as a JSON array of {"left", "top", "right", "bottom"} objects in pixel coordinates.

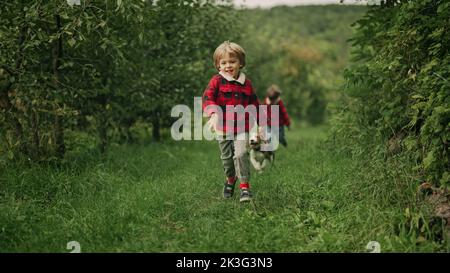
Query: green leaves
[
  {"left": 0, "top": 0, "right": 238, "bottom": 160},
  {"left": 336, "top": 0, "right": 450, "bottom": 186},
  {"left": 67, "top": 37, "right": 76, "bottom": 47},
  {"left": 423, "top": 151, "right": 435, "bottom": 170},
  {"left": 115, "top": 0, "right": 123, "bottom": 12}
]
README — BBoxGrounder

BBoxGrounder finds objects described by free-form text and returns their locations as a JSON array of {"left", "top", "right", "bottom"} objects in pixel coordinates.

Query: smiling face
[
  {"left": 218, "top": 53, "right": 241, "bottom": 79},
  {"left": 213, "top": 42, "right": 246, "bottom": 78}
]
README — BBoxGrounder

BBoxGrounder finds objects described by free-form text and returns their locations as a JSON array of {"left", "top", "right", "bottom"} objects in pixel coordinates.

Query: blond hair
[
  {"left": 213, "top": 41, "right": 246, "bottom": 70},
  {"left": 267, "top": 84, "right": 282, "bottom": 94}
]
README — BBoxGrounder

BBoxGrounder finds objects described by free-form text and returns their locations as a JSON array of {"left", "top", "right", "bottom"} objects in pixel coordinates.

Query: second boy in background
[{"left": 264, "top": 84, "right": 291, "bottom": 147}]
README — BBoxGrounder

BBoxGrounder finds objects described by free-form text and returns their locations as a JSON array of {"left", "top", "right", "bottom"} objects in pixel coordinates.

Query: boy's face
[
  {"left": 268, "top": 90, "right": 279, "bottom": 99},
  {"left": 218, "top": 53, "right": 241, "bottom": 79}
]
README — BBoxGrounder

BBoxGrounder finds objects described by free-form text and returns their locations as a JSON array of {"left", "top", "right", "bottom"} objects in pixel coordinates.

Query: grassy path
[{"left": 0, "top": 126, "right": 447, "bottom": 252}]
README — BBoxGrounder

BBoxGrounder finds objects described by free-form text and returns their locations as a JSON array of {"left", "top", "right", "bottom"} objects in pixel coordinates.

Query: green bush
[{"left": 333, "top": 0, "right": 449, "bottom": 186}]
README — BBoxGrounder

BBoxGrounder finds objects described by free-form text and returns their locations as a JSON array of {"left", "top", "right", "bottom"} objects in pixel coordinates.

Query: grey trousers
[{"left": 217, "top": 133, "right": 250, "bottom": 182}]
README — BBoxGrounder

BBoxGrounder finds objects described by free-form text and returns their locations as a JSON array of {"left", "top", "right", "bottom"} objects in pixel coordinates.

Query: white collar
[{"left": 219, "top": 71, "right": 246, "bottom": 85}]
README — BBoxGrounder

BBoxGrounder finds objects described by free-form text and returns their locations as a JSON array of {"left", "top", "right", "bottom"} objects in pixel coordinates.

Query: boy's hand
[{"left": 208, "top": 113, "right": 218, "bottom": 131}]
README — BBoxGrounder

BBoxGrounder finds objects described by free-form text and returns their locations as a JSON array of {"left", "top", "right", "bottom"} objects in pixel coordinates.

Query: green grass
[{"left": 0, "top": 126, "right": 448, "bottom": 252}]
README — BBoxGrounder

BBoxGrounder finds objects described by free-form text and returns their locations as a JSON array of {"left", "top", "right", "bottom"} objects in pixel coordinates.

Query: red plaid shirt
[
  {"left": 202, "top": 73, "right": 264, "bottom": 134},
  {"left": 264, "top": 97, "right": 291, "bottom": 127}
]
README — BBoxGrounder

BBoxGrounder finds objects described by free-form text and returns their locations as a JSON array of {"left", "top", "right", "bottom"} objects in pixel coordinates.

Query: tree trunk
[
  {"left": 99, "top": 113, "right": 108, "bottom": 153},
  {"left": 31, "top": 109, "right": 40, "bottom": 159},
  {"left": 0, "top": 23, "right": 27, "bottom": 155},
  {"left": 152, "top": 110, "right": 160, "bottom": 142},
  {"left": 52, "top": 14, "right": 65, "bottom": 159},
  {"left": 0, "top": 89, "right": 24, "bottom": 150},
  {"left": 97, "top": 94, "right": 108, "bottom": 153}
]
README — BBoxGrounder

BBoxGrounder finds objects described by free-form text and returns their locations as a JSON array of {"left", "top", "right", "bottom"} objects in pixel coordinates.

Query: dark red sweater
[
  {"left": 202, "top": 74, "right": 264, "bottom": 134},
  {"left": 264, "top": 97, "right": 291, "bottom": 127}
]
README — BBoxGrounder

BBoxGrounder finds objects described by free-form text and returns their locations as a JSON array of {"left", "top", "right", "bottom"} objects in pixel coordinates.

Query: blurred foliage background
[
  {"left": 0, "top": 0, "right": 240, "bottom": 162},
  {"left": 1, "top": 0, "right": 448, "bottom": 189},
  {"left": 0, "top": 0, "right": 365, "bottom": 162},
  {"left": 239, "top": 5, "right": 366, "bottom": 125}
]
